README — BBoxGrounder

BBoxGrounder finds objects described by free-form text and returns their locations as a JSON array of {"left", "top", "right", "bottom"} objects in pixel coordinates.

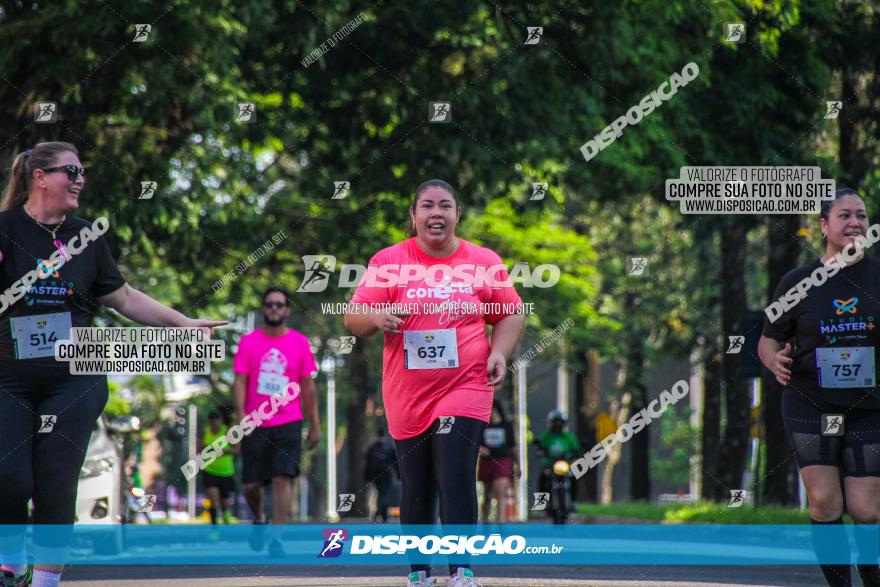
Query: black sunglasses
[
  {"left": 42, "top": 164, "right": 88, "bottom": 182},
  {"left": 263, "top": 301, "right": 287, "bottom": 309}
]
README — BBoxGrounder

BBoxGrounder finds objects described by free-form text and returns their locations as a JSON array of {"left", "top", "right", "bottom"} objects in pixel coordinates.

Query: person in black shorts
[
  {"left": 232, "top": 287, "right": 320, "bottom": 557},
  {"left": 0, "top": 142, "right": 226, "bottom": 587},
  {"left": 759, "top": 188, "right": 880, "bottom": 587}
]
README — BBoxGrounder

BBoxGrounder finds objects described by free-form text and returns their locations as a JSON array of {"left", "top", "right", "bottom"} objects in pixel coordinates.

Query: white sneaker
[
  {"left": 447, "top": 567, "right": 482, "bottom": 587},
  {"left": 406, "top": 570, "right": 436, "bottom": 586}
]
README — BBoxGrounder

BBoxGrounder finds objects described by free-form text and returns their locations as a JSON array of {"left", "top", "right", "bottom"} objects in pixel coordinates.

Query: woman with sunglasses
[
  {"left": 0, "top": 142, "right": 227, "bottom": 587},
  {"left": 345, "top": 179, "right": 526, "bottom": 587}
]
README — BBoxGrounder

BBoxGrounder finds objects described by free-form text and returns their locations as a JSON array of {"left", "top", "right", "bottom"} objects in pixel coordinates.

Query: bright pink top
[
  {"left": 350, "top": 238, "right": 522, "bottom": 440},
  {"left": 233, "top": 328, "right": 318, "bottom": 427}
]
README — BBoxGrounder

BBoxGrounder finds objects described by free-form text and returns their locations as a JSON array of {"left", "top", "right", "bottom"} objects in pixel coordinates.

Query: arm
[
  {"left": 232, "top": 372, "right": 248, "bottom": 421},
  {"left": 344, "top": 304, "right": 407, "bottom": 337},
  {"left": 486, "top": 313, "right": 527, "bottom": 386},
  {"left": 98, "top": 283, "right": 227, "bottom": 330},
  {"left": 301, "top": 377, "right": 320, "bottom": 450},
  {"left": 758, "top": 335, "right": 793, "bottom": 386}
]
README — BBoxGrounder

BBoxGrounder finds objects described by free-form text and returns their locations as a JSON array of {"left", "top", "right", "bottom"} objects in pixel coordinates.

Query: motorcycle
[{"left": 535, "top": 445, "right": 574, "bottom": 525}]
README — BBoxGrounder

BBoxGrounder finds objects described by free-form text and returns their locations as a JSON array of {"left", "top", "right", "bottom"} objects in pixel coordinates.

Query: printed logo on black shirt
[{"left": 818, "top": 297, "right": 875, "bottom": 345}]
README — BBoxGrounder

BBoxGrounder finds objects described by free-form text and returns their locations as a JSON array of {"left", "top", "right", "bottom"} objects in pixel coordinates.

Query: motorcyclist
[
  {"left": 536, "top": 410, "right": 580, "bottom": 465},
  {"left": 534, "top": 410, "right": 581, "bottom": 519}
]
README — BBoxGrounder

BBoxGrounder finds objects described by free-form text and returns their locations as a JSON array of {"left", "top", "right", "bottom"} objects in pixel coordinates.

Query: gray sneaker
[
  {"left": 406, "top": 570, "right": 436, "bottom": 586},
  {"left": 447, "top": 567, "right": 482, "bottom": 587}
]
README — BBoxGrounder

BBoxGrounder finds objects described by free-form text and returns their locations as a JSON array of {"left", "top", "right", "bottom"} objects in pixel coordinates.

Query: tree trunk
[
  {"left": 696, "top": 230, "right": 723, "bottom": 501},
  {"left": 626, "top": 325, "right": 649, "bottom": 500},
  {"left": 839, "top": 71, "right": 868, "bottom": 187},
  {"left": 601, "top": 392, "right": 631, "bottom": 504},
  {"left": 576, "top": 349, "right": 600, "bottom": 503},
  {"left": 717, "top": 223, "right": 751, "bottom": 494},
  {"left": 761, "top": 214, "right": 801, "bottom": 505},
  {"left": 701, "top": 338, "right": 723, "bottom": 500}
]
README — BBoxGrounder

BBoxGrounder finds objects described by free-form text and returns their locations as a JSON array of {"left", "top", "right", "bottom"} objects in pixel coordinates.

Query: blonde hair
[{"left": 1, "top": 142, "right": 79, "bottom": 211}]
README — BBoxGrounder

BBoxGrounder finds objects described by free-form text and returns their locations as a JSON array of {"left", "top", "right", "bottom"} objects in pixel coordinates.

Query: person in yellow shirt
[{"left": 200, "top": 411, "right": 238, "bottom": 525}]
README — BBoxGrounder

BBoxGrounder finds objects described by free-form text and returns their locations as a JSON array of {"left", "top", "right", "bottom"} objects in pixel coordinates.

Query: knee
[
  {"left": 846, "top": 499, "right": 880, "bottom": 524},
  {"left": 807, "top": 487, "right": 844, "bottom": 520}
]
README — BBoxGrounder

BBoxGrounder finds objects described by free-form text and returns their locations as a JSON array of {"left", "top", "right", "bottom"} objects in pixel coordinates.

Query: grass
[{"left": 574, "top": 501, "right": 813, "bottom": 524}]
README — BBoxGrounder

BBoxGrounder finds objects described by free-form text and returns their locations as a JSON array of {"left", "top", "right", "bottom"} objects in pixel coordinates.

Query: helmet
[{"left": 547, "top": 410, "right": 567, "bottom": 424}]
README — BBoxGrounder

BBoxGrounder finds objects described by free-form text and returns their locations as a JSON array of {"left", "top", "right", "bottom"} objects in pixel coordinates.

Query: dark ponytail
[
  {"left": 408, "top": 178, "right": 458, "bottom": 237},
  {"left": 1, "top": 142, "right": 79, "bottom": 211}
]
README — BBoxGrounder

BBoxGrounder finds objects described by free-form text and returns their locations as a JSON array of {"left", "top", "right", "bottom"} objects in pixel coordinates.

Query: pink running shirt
[
  {"left": 233, "top": 328, "right": 318, "bottom": 427},
  {"left": 350, "top": 238, "right": 522, "bottom": 440}
]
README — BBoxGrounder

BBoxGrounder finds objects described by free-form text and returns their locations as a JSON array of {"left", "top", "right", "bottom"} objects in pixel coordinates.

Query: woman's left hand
[{"left": 487, "top": 351, "right": 507, "bottom": 387}]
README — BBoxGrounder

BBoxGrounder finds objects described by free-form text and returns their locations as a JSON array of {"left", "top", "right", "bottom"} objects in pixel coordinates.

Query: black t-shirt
[
  {"left": 762, "top": 255, "right": 880, "bottom": 409},
  {"left": 481, "top": 421, "right": 516, "bottom": 460},
  {"left": 0, "top": 207, "right": 126, "bottom": 363}
]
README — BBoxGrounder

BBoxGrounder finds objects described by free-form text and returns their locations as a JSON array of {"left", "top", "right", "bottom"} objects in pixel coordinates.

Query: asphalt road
[{"left": 62, "top": 564, "right": 831, "bottom": 586}]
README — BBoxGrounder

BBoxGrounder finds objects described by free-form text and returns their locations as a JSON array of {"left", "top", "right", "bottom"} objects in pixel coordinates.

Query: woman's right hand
[
  {"left": 772, "top": 343, "right": 793, "bottom": 386},
  {"left": 371, "top": 310, "right": 410, "bottom": 334}
]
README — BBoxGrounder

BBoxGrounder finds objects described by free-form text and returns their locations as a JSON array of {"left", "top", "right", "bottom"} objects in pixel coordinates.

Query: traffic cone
[{"left": 504, "top": 485, "right": 516, "bottom": 521}]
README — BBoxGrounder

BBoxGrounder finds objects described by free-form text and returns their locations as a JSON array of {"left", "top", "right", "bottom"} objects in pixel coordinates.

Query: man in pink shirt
[
  {"left": 345, "top": 180, "right": 526, "bottom": 587},
  {"left": 233, "top": 287, "right": 320, "bottom": 557}
]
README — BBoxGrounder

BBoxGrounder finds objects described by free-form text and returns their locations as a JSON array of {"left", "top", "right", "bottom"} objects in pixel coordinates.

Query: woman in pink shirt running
[{"left": 345, "top": 180, "right": 526, "bottom": 587}]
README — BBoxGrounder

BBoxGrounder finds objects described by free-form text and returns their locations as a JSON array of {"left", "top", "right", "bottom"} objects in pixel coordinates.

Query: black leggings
[
  {"left": 394, "top": 415, "right": 485, "bottom": 576},
  {"left": 0, "top": 361, "right": 108, "bottom": 529}
]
